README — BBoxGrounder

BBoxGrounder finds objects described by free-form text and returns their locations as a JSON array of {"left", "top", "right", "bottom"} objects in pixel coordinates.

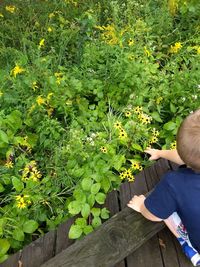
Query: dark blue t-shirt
[{"left": 144, "top": 166, "right": 200, "bottom": 252}]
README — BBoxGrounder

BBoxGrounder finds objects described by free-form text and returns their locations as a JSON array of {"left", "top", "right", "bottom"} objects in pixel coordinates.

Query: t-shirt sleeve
[{"left": 144, "top": 173, "right": 177, "bottom": 219}]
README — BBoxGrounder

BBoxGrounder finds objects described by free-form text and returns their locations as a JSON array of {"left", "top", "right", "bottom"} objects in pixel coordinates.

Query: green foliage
[{"left": 0, "top": 0, "right": 199, "bottom": 261}]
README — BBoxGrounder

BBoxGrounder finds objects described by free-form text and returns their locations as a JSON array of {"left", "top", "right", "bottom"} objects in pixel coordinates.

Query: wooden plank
[
  {"left": 126, "top": 170, "right": 164, "bottom": 267},
  {"left": 55, "top": 217, "right": 75, "bottom": 255},
  {"left": 105, "top": 189, "right": 120, "bottom": 217},
  {"left": 119, "top": 181, "right": 131, "bottom": 210},
  {"left": 20, "top": 230, "right": 56, "bottom": 267},
  {"left": 157, "top": 228, "right": 180, "bottom": 267},
  {"left": 0, "top": 251, "right": 21, "bottom": 267},
  {"left": 41, "top": 207, "right": 165, "bottom": 267}
]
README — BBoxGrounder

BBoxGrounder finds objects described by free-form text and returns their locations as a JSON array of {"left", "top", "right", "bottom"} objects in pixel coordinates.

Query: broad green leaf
[
  {"left": 163, "top": 121, "right": 176, "bottom": 131},
  {"left": 92, "top": 217, "right": 102, "bottom": 229},
  {"left": 91, "top": 183, "right": 101, "bottom": 194},
  {"left": 68, "top": 200, "right": 81, "bottom": 215},
  {"left": 91, "top": 207, "right": 100, "bottom": 217},
  {"left": 81, "top": 178, "right": 93, "bottom": 191},
  {"left": 69, "top": 224, "right": 82, "bottom": 239},
  {"left": 0, "top": 130, "right": 9, "bottom": 144},
  {"left": 75, "top": 218, "right": 87, "bottom": 228},
  {"left": 81, "top": 203, "right": 90, "bottom": 218},
  {"left": 101, "top": 208, "right": 110, "bottom": 219},
  {"left": 0, "top": 239, "right": 10, "bottom": 256},
  {"left": 113, "top": 155, "right": 126, "bottom": 171},
  {"left": 131, "top": 143, "right": 143, "bottom": 152},
  {"left": 12, "top": 177, "right": 24, "bottom": 192},
  {"left": 87, "top": 194, "right": 95, "bottom": 207},
  {"left": 95, "top": 192, "right": 106, "bottom": 204},
  {"left": 151, "top": 111, "right": 163, "bottom": 122},
  {"left": 73, "top": 189, "right": 86, "bottom": 203},
  {"left": 83, "top": 225, "right": 93, "bottom": 235},
  {"left": 0, "top": 254, "right": 8, "bottom": 263},
  {"left": 101, "top": 177, "right": 110, "bottom": 193},
  {"left": 12, "top": 229, "right": 24, "bottom": 241},
  {"left": 23, "top": 220, "right": 38, "bottom": 234}
]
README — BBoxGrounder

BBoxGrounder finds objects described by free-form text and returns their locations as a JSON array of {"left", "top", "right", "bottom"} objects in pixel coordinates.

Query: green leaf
[
  {"left": 163, "top": 121, "right": 176, "bottom": 131},
  {"left": 113, "top": 155, "right": 126, "bottom": 171},
  {"left": 68, "top": 201, "right": 82, "bottom": 215},
  {"left": 75, "top": 218, "right": 87, "bottom": 228},
  {"left": 91, "top": 183, "right": 101, "bottom": 194},
  {"left": 95, "top": 192, "right": 106, "bottom": 204},
  {"left": 73, "top": 189, "right": 86, "bottom": 203},
  {"left": 0, "top": 183, "right": 5, "bottom": 193},
  {"left": 101, "top": 208, "right": 110, "bottom": 219},
  {"left": 81, "top": 203, "right": 90, "bottom": 218},
  {"left": 0, "top": 239, "right": 10, "bottom": 256},
  {"left": 87, "top": 194, "right": 95, "bottom": 207},
  {"left": 0, "top": 130, "right": 9, "bottom": 144},
  {"left": 81, "top": 178, "right": 93, "bottom": 191},
  {"left": 101, "top": 177, "right": 110, "bottom": 193},
  {"left": 23, "top": 220, "right": 38, "bottom": 234},
  {"left": 92, "top": 217, "right": 102, "bottom": 229},
  {"left": 131, "top": 143, "right": 143, "bottom": 152},
  {"left": 69, "top": 224, "right": 83, "bottom": 239},
  {"left": 83, "top": 225, "right": 93, "bottom": 235},
  {"left": 0, "top": 254, "right": 8, "bottom": 263},
  {"left": 170, "top": 103, "right": 177, "bottom": 113},
  {"left": 12, "top": 177, "right": 24, "bottom": 192},
  {"left": 151, "top": 111, "right": 163, "bottom": 122},
  {"left": 91, "top": 207, "right": 100, "bottom": 217},
  {"left": 13, "top": 229, "right": 24, "bottom": 241}
]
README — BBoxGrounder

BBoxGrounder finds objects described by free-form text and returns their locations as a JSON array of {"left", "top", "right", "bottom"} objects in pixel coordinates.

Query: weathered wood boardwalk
[{"left": 1, "top": 159, "right": 193, "bottom": 267}]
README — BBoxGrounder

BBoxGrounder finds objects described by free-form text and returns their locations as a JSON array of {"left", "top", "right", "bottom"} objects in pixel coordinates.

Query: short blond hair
[{"left": 177, "top": 109, "right": 200, "bottom": 171}]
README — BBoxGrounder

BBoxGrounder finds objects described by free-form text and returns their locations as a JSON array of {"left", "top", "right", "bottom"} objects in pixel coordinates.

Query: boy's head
[{"left": 177, "top": 109, "right": 200, "bottom": 171}]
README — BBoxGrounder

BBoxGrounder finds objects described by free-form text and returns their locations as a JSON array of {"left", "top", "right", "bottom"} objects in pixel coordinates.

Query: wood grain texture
[
  {"left": 20, "top": 230, "right": 56, "bottom": 267},
  {"left": 41, "top": 207, "right": 164, "bottom": 267}
]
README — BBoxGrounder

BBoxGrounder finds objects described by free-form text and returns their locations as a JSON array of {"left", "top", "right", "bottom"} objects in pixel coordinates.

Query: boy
[{"left": 127, "top": 109, "right": 200, "bottom": 266}]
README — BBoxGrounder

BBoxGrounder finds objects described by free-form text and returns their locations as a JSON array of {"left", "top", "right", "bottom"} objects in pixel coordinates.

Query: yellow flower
[
  {"left": 16, "top": 201, "right": 27, "bottom": 209},
  {"left": 119, "top": 130, "right": 127, "bottom": 139},
  {"left": 0, "top": 91, "right": 3, "bottom": 97},
  {"left": 5, "top": 5, "right": 16, "bottom": 13},
  {"left": 150, "top": 136, "right": 158, "bottom": 144},
  {"left": 128, "top": 175, "right": 135, "bottom": 182},
  {"left": 138, "top": 112, "right": 152, "bottom": 124},
  {"left": 133, "top": 106, "right": 142, "bottom": 115},
  {"left": 32, "top": 81, "right": 39, "bottom": 91},
  {"left": 100, "top": 146, "right": 107, "bottom": 153},
  {"left": 114, "top": 121, "right": 122, "bottom": 129},
  {"left": 144, "top": 46, "right": 151, "bottom": 57},
  {"left": 47, "top": 108, "right": 54, "bottom": 117},
  {"left": 36, "top": 95, "right": 45, "bottom": 106},
  {"left": 120, "top": 172, "right": 126, "bottom": 180},
  {"left": 47, "top": 27, "right": 53, "bottom": 32},
  {"left": 170, "top": 140, "right": 177, "bottom": 150},
  {"left": 48, "top": 13, "right": 55, "bottom": 19},
  {"left": 128, "top": 38, "right": 134, "bottom": 46},
  {"left": 131, "top": 162, "right": 140, "bottom": 170},
  {"left": 169, "top": 42, "right": 182, "bottom": 53},
  {"left": 11, "top": 64, "right": 25, "bottom": 78},
  {"left": 47, "top": 92, "right": 53, "bottom": 100},
  {"left": 125, "top": 111, "right": 131, "bottom": 118},
  {"left": 0, "top": 13, "right": 4, "bottom": 18},
  {"left": 156, "top": 96, "right": 163, "bottom": 105},
  {"left": 38, "top": 38, "right": 45, "bottom": 49},
  {"left": 152, "top": 128, "right": 159, "bottom": 137},
  {"left": 5, "top": 161, "right": 13, "bottom": 169}
]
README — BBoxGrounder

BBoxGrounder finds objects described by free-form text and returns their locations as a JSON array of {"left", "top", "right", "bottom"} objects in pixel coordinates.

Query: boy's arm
[
  {"left": 127, "top": 195, "right": 163, "bottom": 222},
  {"left": 145, "top": 149, "right": 185, "bottom": 165}
]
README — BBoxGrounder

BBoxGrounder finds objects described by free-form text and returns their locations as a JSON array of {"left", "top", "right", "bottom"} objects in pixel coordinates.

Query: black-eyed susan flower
[
  {"left": 128, "top": 38, "right": 134, "bottom": 46},
  {"left": 120, "top": 172, "right": 126, "bottom": 180},
  {"left": 169, "top": 42, "right": 182, "bottom": 53},
  {"left": 131, "top": 162, "right": 140, "bottom": 170},
  {"left": 100, "top": 146, "right": 107, "bottom": 153},
  {"left": 36, "top": 95, "right": 45, "bottom": 106},
  {"left": 150, "top": 136, "right": 158, "bottom": 144},
  {"left": 152, "top": 128, "right": 159, "bottom": 137},
  {"left": 170, "top": 141, "right": 176, "bottom": 150},
  {"left": 125, "top": 111, "right": 131, "bottom": 118},
  {"left": 133, "top": 106, "right": 142, "bottom": 115},
  {"left": 128, "top": 174, "right": 135, "bottom": 182},
  {"left": 114, "top": 121, "right": 122, "bottom": 129},
  {"left": 119, "top": 130, "right": 127, "bottom": 139}
]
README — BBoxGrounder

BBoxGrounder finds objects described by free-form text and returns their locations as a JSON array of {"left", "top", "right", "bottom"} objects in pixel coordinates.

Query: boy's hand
[
  {"left": 144, "top": 148, "right": 161, "bottom": 160},
  {"left": 127, "top": 195, "right": 146, "bottom": 213}
]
